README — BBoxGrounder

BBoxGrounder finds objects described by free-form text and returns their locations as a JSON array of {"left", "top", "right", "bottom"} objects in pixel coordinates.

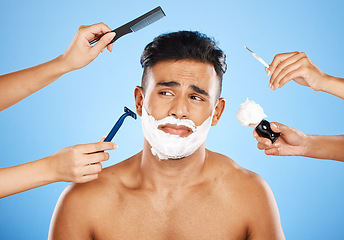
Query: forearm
[
  {"left": 318, "top": 75, "right": 344, "bottom": 100},
  {"left": 304, "top": 134, "right": 344, "bottom": 162},
  {"left": 0, "top": 55, "right": 69, "bottom": 111},
  {"left": 0, "top": 157, "right": 56, "bottom": 198}
]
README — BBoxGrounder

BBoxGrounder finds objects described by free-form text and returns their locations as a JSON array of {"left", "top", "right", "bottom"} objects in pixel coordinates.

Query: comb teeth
[
  {"left": 130, "top": 9, "right": 165, "bottom": 32},
  {"left": 124, "top": 107, "right": 137, "bottom": 119}
]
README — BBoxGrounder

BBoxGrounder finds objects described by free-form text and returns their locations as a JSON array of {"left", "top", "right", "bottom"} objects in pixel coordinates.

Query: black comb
[{"left": 89, "top": 6, "right": 166, "bottom": 46}]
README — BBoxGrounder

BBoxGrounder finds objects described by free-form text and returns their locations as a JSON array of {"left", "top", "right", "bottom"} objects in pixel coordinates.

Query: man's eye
[
  {"left": 159, "top": 91, "right": 173, "bottom": 96},
  {"left": 190, "top": 95, "right": 204, "bottom": 101}
]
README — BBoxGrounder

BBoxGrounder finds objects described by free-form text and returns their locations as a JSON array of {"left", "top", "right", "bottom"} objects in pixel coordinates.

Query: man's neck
[{"left": 140, "top": 140, "right": 207, "bottom": 196}]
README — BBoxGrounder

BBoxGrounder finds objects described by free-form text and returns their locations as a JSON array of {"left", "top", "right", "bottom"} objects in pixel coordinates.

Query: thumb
[
  {"left": 91, "top": 32, "right": 116, "bottom": 54},
  {"left": 271, "top": 122, "right": 294, "bottom": 135},
  {"left": 270, "top": 122, "right": 283, "bottom": 133}
]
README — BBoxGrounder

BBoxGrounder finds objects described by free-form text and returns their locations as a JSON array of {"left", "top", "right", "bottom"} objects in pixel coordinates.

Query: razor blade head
[
  {"left": 130, "top": 6, "right": 166, "bottom": 32},
  {"left": 124, "top": 106, "right": 137, "bottom": 120}
]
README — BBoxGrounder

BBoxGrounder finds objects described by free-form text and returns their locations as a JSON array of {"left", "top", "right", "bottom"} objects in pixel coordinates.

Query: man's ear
[
  {"left": 211, "top": 98, "right": 225, "bottom": 126},
  {"left": 134, "top": 86, "right": 144, "bottom": 116}
]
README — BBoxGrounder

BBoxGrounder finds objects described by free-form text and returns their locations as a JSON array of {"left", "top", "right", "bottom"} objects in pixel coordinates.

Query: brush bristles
[{"left": 130, "top": 10, "right": 165, "bottom": 32}]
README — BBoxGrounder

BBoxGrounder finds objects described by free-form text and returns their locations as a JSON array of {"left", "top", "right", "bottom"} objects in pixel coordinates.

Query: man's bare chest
[{"left": 92, "top": 191, "right": 248, "bottom": 240}]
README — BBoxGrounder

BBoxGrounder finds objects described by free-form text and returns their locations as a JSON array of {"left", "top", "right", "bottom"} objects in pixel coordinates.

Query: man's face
[{"left": 142, "top": 60, "right": 220, "bottom": 137}]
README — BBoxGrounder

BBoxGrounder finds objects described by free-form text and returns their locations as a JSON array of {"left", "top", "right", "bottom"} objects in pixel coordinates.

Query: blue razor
[{"left": 104, "top": 107, "right": 137, "bottom": 142}]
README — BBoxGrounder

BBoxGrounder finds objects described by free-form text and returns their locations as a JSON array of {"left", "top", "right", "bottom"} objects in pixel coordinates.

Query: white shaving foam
[
  {"left": 236, "top": 98, "right": 267, "bottom": 127},
  {"left": 141, "top": 106, "right": 213, "bottom": 160}
]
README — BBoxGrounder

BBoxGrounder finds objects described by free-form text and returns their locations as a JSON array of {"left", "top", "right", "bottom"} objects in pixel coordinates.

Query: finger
[
  {"left": 107, "top": 43, "right": 113, "bottom": 52},
  {"left": 265, "top": 147, "right": 280, "bottom": 156},
  {"left": 84, "top": 162, "right": 103, "bottom": 175},
  {"left": 269, "top": 52, "right": 299, "bottom": 76},
  {"left": 86, "top": 152, "right": 110, "bottom": 164},
  {"left": 255, "top": 133, "right": 272, "bottom": 147},
  {"left": 257, "top": 142, "right": 268, "bottom": 150},
  {"left": 81, "top": 22, "right": 112, "bottom": 41},
  {"left": 257, "top": 140, "right": 272, "bottom": 150},
  {"left": 277, "top": 68, "right": 304, "bottom": 88},
  {"left": 253, "top": 130, "right": 258, "bottom": 138},
  {"left": 271, "top": 122, "right": 292, "bottom": 135},
  {"left": 99, "top": 136, "right": 106, "bottom": 142},
  {"left": 270, "top": 53, "right": 307, "bottom": 89},
  {"left": 265, "top": 67, "right": 270, "bottom": 75},
  {"left": 270, "top": 52, "right": 303, "bottom": 88},
  {"left": 271, "top": 60, "right": 302, "bottom": 89},
  {"left": 76, "top": 141, "right": 117, "bottom": 153},
  {"left": 91, "top": 32, "right": 116, "bottom": 55},
  {"left": 270, "top": 122, "right": 281, "bottom": 133},
  {"left": 78, "top": 174, "right": 99, "bottom": 183}
]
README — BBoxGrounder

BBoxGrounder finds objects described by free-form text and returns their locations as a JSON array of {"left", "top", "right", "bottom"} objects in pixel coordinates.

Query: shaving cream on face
[
  {"left": 141, "top": 106, "right": 213, "bottom": 160},
  {"left": 236, "top": 98, "right": 267, "bottom": 127}
]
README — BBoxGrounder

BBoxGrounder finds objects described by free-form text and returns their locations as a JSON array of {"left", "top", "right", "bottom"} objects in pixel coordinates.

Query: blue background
[{"left": 1, "top": 0, "right": 344, "bottom": 239}]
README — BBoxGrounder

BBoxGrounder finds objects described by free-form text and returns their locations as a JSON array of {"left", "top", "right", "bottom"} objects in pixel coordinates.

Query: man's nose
[{"left": 168, "top": 96, "right": 189, "bottom": 119}]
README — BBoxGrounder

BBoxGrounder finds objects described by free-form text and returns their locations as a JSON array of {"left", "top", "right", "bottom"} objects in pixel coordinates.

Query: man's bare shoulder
[
  {"left": 58, "top": 151, "right": 143, "bottom": 206},
  {"left": 206, "top": 150, "right": 271, "bottom": 197},
  {"left": 49, "top": 153, "right": 143, "bottom": 239},
  {"left": 206, "top": 150, "right": 284, "bottom": 239}
]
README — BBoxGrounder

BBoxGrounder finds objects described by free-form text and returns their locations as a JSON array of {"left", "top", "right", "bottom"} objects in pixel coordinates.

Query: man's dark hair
[{"left": 140, "top": 31, "right": 227, "bottom": 99}]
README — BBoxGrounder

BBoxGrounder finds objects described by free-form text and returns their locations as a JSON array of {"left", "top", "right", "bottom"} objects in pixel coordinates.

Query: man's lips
[{"left": 158, "top": 124, "right": 193, "bottom": 137}]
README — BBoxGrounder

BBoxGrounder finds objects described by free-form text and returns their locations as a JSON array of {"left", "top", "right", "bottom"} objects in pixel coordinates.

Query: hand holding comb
[{"left": 90, "top": 6, "right": 166, "bottom": 46}]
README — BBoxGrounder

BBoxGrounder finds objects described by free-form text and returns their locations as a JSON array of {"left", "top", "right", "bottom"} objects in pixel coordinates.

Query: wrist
[
  {"left": 317, "top": 74, "right": 337, "bottom": 92},
  {"left": 41, "top": 156, "right": 60, "bottom": 183},
  {"left": 54, "top": 54, "right": 75, "bottom": 75},
  {"left": 302, "top": 134, "right": 314, "bottom": 158}
]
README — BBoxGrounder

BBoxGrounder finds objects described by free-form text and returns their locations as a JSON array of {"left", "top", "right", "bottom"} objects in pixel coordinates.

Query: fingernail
[
  {"left": 267, "top": 70, "right": 271, "bottom": 76},
  {"left": 276, "top": 84, "right": 280, "bottom": 88},
  {"left": 113, "top": 143, "right": 118, "bottom": 149},
  {"left": 106, "top": 32, "right": 116, "bottom": 39},
  {"left": 271, "top": 123, "right": 277, "bottom": 129},
  {"left": 269, "top": 83, "right": 272, "bottom": 89}
]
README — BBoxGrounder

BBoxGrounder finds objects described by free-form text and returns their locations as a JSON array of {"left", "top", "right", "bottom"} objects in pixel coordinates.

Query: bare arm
[
  {"left": 246, "top": 173, "right": 285, "bottom": 240},
  {"left": 49, "top": 184, "right": 93, "bottom": 240},
  {"left": 254, "top": 122, "right": 344, "bottom": 162},
  {"left": 266, "top": 52, "right": 344, "bottom": 100},
  {"left": 0, "top": 22, "right": 116, "bottom": 111},
  {"left": 0, "top": 141, "right": 117, "bottom": 198}
]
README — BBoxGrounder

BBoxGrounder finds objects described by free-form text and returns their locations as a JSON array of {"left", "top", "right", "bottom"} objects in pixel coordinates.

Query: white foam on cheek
[{"left": 141, "top": 106, "right": 213, "bottom": 160}]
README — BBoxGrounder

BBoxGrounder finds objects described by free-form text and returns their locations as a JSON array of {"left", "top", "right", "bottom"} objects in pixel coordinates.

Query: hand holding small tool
[
  {"left": 253, "top": 122, "right": 307, "bottom": 156},
  {"left": 237, "top": 99, "right": 280, "bottom": 143},
  {"left": 266, "top": 51, "right": 328, "bottom": 91},
  {"left": 60, "top": 23, "right": 116, "bottom": 73},
  {"left": 89, "top": 6, "right": 165, "bottom": 46},
  {"left": 48, "top": 141, "right": 117, "bottom": 183}
]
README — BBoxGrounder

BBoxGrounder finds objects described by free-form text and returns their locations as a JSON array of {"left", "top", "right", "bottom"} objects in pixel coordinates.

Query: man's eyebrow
[
  {"left": 155, "top": 81, "right": 181, "bottom": 87},
  {"left": 155, "top": 81, "right": 209, "bottom": 97},
  {"left": 189, "top": 85, "right": 209, "bottom": 97}
]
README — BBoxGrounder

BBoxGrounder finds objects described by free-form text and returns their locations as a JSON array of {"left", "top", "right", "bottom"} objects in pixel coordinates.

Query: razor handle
[{"left": 255, "top": 119, "right": 280, "bottom": 143}]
